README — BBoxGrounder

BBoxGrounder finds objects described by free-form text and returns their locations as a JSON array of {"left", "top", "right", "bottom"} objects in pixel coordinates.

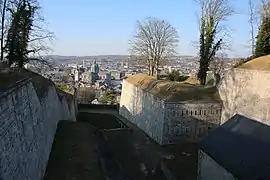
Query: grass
[
  {"left": 55, "top": 83, "right": 74, "bottom": 95},
  {"left": 0, "top": 68, "right": 27, "bottom": 91},
  {"left": 0, "top": 68, "right": 76, "bottom": 104},
  {"left": 238, "top": 55, "right": 270, "bottom": 71},
  {"left": 125, "top": 74, "right": 221, "bottom": 102},
  {"left": 0, "top": 68, "right": 53, "bottom": 99}
]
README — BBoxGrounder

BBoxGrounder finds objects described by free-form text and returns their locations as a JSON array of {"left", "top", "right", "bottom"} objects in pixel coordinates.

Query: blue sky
[{"left": 39, "top": 0, "right": 259, "bottom": 57}]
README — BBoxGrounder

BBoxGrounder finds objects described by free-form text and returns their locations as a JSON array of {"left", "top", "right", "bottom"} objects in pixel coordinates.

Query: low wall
[
  {"left": 197, "top": 150, "right": 235, "bottom": 180},
  {"left": 0, "top": 75, "right": 77, "bottom": 180},
  {"left": 218, "top": 68, "right": 270, "bottom": 125},
  {"left": 119, "top": 80, "right": 222, "bottom": 145},
  {"left": 78, "top": 104, "right": 119, "bottom": 110}
]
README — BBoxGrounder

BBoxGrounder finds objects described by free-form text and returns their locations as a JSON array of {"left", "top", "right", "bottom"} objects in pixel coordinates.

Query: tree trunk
[
  {"left": 155, "top": 61, "right": 159, "bottom": 79},
  {"left": 0, "top": 0, "right": 7, "bottom": 61},
  {"left": 148, "top": 61, "right": 151, "bottom": 75},
  {"left": 150, "top": 66, "right": 154, "bottom": 76}
]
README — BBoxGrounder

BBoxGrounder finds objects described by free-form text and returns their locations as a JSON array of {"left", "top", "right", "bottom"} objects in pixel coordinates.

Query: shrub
[
  {"left": 55, "top": 83, "right": 74, "bottom": 94},
  {"left": 99, "top": 90, "right": 117, "bottom": 104},
  {"left": 167, "top": 69, "right": 180, "bottom": 81}
]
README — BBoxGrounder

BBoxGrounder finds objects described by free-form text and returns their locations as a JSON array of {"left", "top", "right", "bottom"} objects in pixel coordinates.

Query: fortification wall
[
  {"left": 119, "top": 80, "right": 222, "bottom": 145},
  {"left": 0, "top": 78, "right": 76, "bottom": 180},
  {"left": 218, "top": 68, "right": 270, "bottom": 125},
  {"left": 163, "top": 103, "right": 222, "bottom": 144},
  {"left": 119, "top": 80, "right": 165, "bottom": 144}
]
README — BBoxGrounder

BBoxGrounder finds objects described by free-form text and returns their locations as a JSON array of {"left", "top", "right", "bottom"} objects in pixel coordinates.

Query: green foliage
[
  {"left": 55, "top": 83, "right": 74, "bottom": 94},
  {"left": 99, "top": 90, "right": 116, "bottom": 105},
  {"left": 166, "top": 70, "right": 190, "bottom": 82},
  {"left": 159, "top": 74, "right": 168, "bottom": 79},
  {"left": 5, "top": 0, "right": 36, "bottom": 67},
  {"left": 198, "top": 16, "right": 222, "bottom": 85},
  {"left": 255, "top": 16, "right": 270, "bottom": 58},
  {"left": 167, "top": 69, "right": 180, "bottom": 81}
]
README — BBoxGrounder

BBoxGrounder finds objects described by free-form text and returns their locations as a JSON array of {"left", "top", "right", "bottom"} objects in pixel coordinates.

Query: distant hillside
[{"left": 43, "top": 55, "right": 130, "bottom": 65}]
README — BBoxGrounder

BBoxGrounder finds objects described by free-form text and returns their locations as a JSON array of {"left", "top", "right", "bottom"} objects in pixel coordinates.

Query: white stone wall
[
  {"left": 163, "top": 103, "right": 222, "bottom": 144},
  {"left": 197, "top": 150, "right": 237, "bottom": 180},
  {"left": 0, "top": 78, "right": 76, "bottom": 180},
  {"left": 119, "top": 80, "right": 165, "bottom": 144},
  {"left": 218, "top": 68, "right": 270, "bottom": 125},
  {"left": 119, "top": 80, "right": 222, "bottom": 145}
]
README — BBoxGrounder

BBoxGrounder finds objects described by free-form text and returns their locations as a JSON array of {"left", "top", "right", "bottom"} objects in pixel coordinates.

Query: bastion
[
  {"left": 198, "top": 55, "right": 270, "bottom": 180},
  {"left": 0, "top": 68, "right": 77, "bottom": 180},
  {"left": 218, "top": 55, "right": 270, "bottom": 125},
  {"left": 119, "top": 74, "right": 222, "bottom": 145}
]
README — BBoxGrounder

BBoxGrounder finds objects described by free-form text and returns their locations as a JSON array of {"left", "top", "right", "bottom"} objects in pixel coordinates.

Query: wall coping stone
[{"left": 0, "top": 77, "right": 31, "bottom": 99}]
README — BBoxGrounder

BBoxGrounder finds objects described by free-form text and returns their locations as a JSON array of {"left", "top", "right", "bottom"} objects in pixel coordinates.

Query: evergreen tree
[
  {"left": 5, "top": 0, "right": 35, "bottom": 67},
  {"left": 197, "top": 16, "right": 222, "bottom": 85},
  {"left": 255, "top": 16, "right": 270, "bottom": 58}
]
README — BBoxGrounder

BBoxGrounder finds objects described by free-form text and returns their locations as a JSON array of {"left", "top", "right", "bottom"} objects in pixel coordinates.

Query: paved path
[{"left": 43, "top": 121, "right": 104, "bottom": 180}]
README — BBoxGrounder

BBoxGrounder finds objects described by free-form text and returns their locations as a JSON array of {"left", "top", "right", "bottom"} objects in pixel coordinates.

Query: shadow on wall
[
  {"left": 164, "top": 115, "right": 220, "bottom": 144},
  {"left": 120, "top": 104, "right": 219, "bottom": 145},
  {"left": 199, "top": 115, "right": 270, "bottom": 180}
]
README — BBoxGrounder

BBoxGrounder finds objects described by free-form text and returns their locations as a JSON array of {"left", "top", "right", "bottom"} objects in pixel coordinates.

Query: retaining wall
[
  {"left": 0, "top": 77, "right": 76, "bottom": 180},
  {"left": 218, "top": 68, "right": 270, "bottom": 125}
]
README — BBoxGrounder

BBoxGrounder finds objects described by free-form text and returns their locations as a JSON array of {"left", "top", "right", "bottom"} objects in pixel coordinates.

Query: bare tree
[
  {"left": 0, "top": 0, "right": 8, "bottom": 61},
  {"left": 129, "top": 17, "right": 179, "bottom": 77},
  {"left": 261, "top": 0, "right": 270, "bottom": 20},
  {"left": 209, "top": 52, "right": 226, "bottom": 76},
  {"left": 196, "top": 0, "right": 234, "bottom": 85},
  {"left": 248, "top": 0, "right": 256, "bottom": 56}
]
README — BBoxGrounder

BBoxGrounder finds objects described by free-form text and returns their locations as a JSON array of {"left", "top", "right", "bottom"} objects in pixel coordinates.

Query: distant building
[
  {"left": 120, "top": 71, "right": 125, "bottom": 79},
  {"left": 81, "top": 71, "right": 91, "bottom": 83},
  {"left": 105, "top": 72, "right": 112, "bottom": 85},
  {"left": 90, "top": 61, "right": 99, "bottom": 83},
  {"left": 74, "top": 70, "right": 80, "bottom": 81}
]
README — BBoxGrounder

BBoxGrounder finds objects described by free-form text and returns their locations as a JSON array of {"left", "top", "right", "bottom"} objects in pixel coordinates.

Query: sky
[{"left": 39, "top": 0, "right": 259, "bottom": 58}]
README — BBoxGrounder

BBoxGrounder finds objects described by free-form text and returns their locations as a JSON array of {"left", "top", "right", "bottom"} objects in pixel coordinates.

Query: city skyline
[{"left": 40, "top": 0, "right": 261, "bottom": 58}]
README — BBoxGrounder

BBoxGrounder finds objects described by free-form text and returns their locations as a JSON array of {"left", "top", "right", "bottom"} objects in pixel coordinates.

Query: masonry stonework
[
  {"left": 163, "top": 103, "right": 222, "bottom": 144},
  {"left": 119, "top": 80, "right": 222, "bottom": 145},
  {"left": 0, "top": 78, "right": 76, "bottom": 180},
  {"left": 218, "top": 68, "right": 270, "bottom": 125},
  {"left": 119, "top": 80, "right": 165, "bottom": 144}
]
